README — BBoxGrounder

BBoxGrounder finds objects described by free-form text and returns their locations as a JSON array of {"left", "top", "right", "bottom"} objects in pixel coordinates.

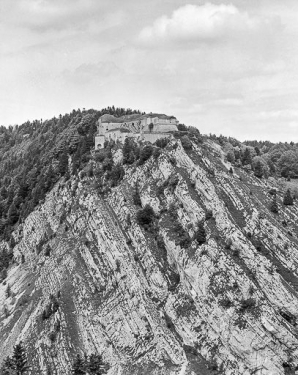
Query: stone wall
[{"left": 143, "top": 132, "right": 173, "bottom": 143}]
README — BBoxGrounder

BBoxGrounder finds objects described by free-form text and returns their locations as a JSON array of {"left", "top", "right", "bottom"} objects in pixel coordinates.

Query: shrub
[
  {"left": 268, "top": 188, "right": 277, "bottom": 196},
  {"left": 5, "top": 284, "right": 11, "bottom": 298},
  {"left": 155, "top": 138, "right": 170, "bottom": 148},
  {"left": 269, "top": 195, "right": 278, "bottom": 214},
  {"left": 169, "top": 157, "right": 176, "bottom": 166},
  {"left": 168, "top": 202, "right": 178, "bottom": 219},
  {"left": 283, "top": 188, "right": 293, "bottom": 206},
  {"left": 205, "top": 210, "right": 213, "bottom": 220},
  {"left": 95, "top": 150, "right": 106, "bottom": 163},
  {"left": 136, "top": 205, "right": 155, "bottom": 226},
  {"left": 102, "top": 158, "right": 113, "bottom": 172},
  {"left": 156, "top": 234, "right": 166, "bottom": 251},
  {"left": 168, "top": 175, "right": 179, "bottom": 191},
  {"left": 123, "top": 138, "right": 137, "bottom": 165},
  {"left": 132, "top": 186, "right": 141, "bottom": 206},
  {"left": 49, "top": 331, "right": 57, "bottom": 343},
  {"left": 109, "top": 164, "right": 125, "bottom": 187},
  {"left": 173, "top": 222, "right": 191, "bottom": 248},
  {"left": 177, "top": 124, "right": 188, "bottom": 131},
  {"left": 181, "top": 136, "right": 192, "bottom": 150},
  {"left": 153, "top": 148, "right": 161, "bottom": 159},
  {"left": 139, "top": 145, "right": 153, "bottom": 165},
  {"left": 219, "top": 298, "right": 232, "bottom": 309},
  {"left": 240, "top": 297, "right": 256, "bottom": 312},
  {"left": 44, "top": 245, "right": 51, "bottom": 257},
  {"left": 42, "top": 295, "right": 59, "bottom": 320},
  {"left": 225, "top": 238, "right": 232, "bottom": 249},
  {"left": 194, "top": 221, "right": 206, "bottom": 245}
]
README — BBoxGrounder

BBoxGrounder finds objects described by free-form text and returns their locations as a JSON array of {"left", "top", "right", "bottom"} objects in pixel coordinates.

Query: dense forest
[{"left": 206, "top": 132, "right": 298, "bottom": 180}]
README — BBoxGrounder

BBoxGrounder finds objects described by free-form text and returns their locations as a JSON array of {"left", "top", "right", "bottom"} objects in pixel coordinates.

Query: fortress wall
[
  {"left": 95, "top": 135, "right": 105, "bottom": 149},
  {"left": 143, "top": 124, "right": 178, "bottom": 132},
  {"left": 143, "top": 133, "right": 173, "bottom": 143},
  {"left": 102, "top": 122, "right": 121, "bottom": 131}
]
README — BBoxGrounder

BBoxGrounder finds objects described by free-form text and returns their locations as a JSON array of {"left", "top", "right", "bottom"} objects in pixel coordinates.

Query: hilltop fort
[{"left": 95, "top": 112, "right": 179, "bottom": 148}]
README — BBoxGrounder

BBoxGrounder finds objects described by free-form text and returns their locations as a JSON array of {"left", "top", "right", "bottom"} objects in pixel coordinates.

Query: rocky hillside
[{"left": 1, "top": 128, "right": 298, "bottom": 374}]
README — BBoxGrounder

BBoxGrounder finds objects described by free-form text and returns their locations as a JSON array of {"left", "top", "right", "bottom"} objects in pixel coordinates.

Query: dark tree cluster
[
  {"left": 72, "top": 353, "right": 109, "bottom": 375},
  {"left": 0, "top": 107, "right": 142, "bottom": 274},
  {"left": 0, "top": 342, "right": 29, "bottom": 374},
  {"left": 136, "top": 205, "right": 155, "bottom": 227}
]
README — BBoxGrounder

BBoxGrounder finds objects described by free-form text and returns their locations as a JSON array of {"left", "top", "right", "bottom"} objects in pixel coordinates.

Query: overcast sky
[{"left": 1, "top": 0, "right": 298, "bottom": 141}]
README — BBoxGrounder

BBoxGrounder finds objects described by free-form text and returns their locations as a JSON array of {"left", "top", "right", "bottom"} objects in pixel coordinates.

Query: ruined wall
[{"left": 143, "top": 132, "right": 174, "bottom": 143}]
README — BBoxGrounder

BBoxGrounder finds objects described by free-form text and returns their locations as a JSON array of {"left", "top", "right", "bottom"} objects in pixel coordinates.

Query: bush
[
  {"left": 283, "top": 188, "right": 293, "bottom": 206},
  {"left": 153, "top": 148, "right": 161, "bottom": 159},
  {"left": 194, "top": 221, "right": 206, "bottom": 245},
  {"left": 95, "top": 150, "right": 106, "bottom": 163},
  {"left": 177, "top": 124, "right": 188, "bottom": 131},
  {"left": 155, "top": 138, "right": 170, "bottom": 148},
  {"left": 240, "top": 297, "right": 256, "bottom": 312},
  {"left": 225, "top": 238, "right": 232, "bottom": 249},
  {"left": 139, "top": 145, "right": 153, "bottom": 165},
  {"left": 102, "top": 158, "right": 113, "bottom": 172},
  {"left": 132, "top": 186, "right": 141, "bottom": 206},
  {"left": 219, "top": 298, "right": 232, "bottom": 309},
  {"left": 109, "top": 164, "right": 125, "bottom": 187},
  {"left": 42, "top": 295, "right": 59, "bottom": 320},
  {"left": 173, "top": 222, "right": 191, "bottom": 248},
  {"left": 136, "top": 205, "right": 155, "bottom": 226},
  {"left": 168, "top": 175, "right": 179, "bottom": 191},
  {"left": 270, "top": 195, "right": 278, "bottom": 213},
  {"left": 44, "top": 245, "right": 51, "bottom": 257},
  {"left": 181, "top": 136, "right": 192, "bottom": 150},
  {"left": 268, "top": 188, "right": 277, "bottom": 196},
  {"left": 205, "top": 210, "right": 213, "bottom": 220},
  {"left": 123, "top": 138, "right": 137, "bottom": 165}
]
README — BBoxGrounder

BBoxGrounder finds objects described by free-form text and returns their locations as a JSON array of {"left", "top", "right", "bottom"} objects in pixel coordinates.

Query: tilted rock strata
[{"left": 0, "top": 139, "right": 298, "bottom": 374}]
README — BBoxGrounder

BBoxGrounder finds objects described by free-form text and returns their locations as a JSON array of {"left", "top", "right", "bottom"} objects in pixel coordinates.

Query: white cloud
[{"left": 138, "top": 3, "right": 282, "bottom": 46}]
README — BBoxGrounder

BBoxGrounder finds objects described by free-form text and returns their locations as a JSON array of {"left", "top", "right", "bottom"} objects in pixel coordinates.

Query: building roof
[{"left": 100, "top": 113, "right": 177, "bottom": 123}]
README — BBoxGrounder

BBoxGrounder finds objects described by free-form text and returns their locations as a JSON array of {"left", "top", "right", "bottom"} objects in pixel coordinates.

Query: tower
[{"left": 95, "top": 120, "right": 105, "bottom": 149}]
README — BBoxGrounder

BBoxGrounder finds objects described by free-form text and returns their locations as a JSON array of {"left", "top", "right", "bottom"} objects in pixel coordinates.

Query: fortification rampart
[{"left": 95, "top": 112, "right": 178, "bottom": 149}]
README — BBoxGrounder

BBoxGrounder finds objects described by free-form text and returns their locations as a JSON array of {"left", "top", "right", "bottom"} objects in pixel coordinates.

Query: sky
[{"left": 1, "top": 0, "right": 298, "bottom": 141}]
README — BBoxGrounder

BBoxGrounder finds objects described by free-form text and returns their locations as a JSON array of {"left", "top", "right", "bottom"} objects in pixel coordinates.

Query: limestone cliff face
[{"left": 1, "top": 139, "right": 298, "bottom": 374}]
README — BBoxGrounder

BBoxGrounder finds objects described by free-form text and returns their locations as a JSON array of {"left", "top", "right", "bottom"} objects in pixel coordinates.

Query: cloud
[
  {"left": 0, "top": 0, "right": 123, "bottom": 33},
  {"left": 137, "top": 3, "right": 282, "bottom": 46}
]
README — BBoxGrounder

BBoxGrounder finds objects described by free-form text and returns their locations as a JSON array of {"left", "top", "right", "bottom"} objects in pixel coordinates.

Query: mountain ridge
[{"left": 0, "top": 109, "right": 298, "bottom": 374}]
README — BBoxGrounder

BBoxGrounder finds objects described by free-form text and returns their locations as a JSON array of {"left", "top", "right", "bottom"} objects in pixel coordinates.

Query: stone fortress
[{"left": 95, "top": 112, "right": 179, "bottom": 149}]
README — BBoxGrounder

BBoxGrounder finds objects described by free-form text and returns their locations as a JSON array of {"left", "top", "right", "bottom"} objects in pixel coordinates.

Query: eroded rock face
[{"left": 1, "top": 139, "right": 298, "bottom": 374}]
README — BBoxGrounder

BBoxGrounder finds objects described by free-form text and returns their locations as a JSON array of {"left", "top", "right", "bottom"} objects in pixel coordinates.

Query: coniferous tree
[
  {"left": 254, "top": 160, "right": 263, "bottom": 178},
  {"left": 241, "top": 148, "right": 252, "bottom": 166},
  {"left": 0, "top": 355, "right": 14, "bottom": 375},
  {"left": 0, "top": 186, "right": 8, "bottom": 200},
  {"left": 87, "top": 353, "right": 109, "bottom": 374},
  {"left": 195, "top": 221, "right": 206, "bottom": 245},
  {"left": 270, "top": 194, "right": 279, "bottom": 214},
  {"left": 58, "top": 151, "right": 68, "bottom": 176},
  {"left": 8, "top": 203, "right": 18, "bottom": 225},
  {"left": 283, "top": 188, "right": 293, "bottom": 206},
  {"left": 72, "top": 354, "right": 86, "bottom": 375},
  {"left": 12, "top": 341, "right": 29, "bottom": 374}
]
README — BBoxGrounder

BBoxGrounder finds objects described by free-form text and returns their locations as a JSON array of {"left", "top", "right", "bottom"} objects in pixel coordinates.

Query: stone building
[{"left": 95, "top": 113, "right": 179, "bottom": 149}]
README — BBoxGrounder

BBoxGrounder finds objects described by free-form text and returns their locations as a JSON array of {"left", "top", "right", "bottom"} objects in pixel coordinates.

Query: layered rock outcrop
[{"left": 1, "top": 139, "right": 298, "bottom": 374}]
